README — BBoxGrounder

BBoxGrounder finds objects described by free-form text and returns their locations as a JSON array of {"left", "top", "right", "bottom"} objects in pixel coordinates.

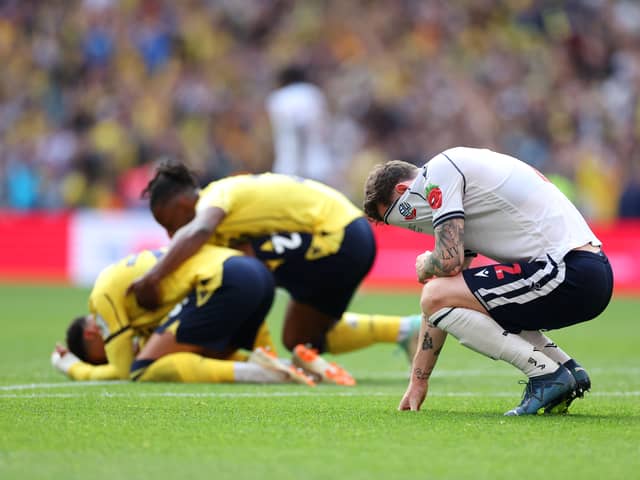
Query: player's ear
[
  {"left": 83, "top": 318, "right": 100, "bottom": 339},
  {"left": 179, "top": 189, "right": 199, "bottom": 207},
  {"left": 175, "top": 192, "right": 198, "bottom": 219},
  {"left": 395, "top": 183, "right": 410, "bottom": 194},
  {"left": 83, "top": 328, "right": 97, "bottom": 340}
]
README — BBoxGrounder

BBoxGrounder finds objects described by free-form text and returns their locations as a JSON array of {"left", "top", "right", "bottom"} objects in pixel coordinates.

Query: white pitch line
[
  {"left": 0, "top": 381, "right": 126, "bottom": 391},
  {"left": 1, "top": 391, "right": 639, "bottom": 399},
  {"left": 1, "top": 366, "right": 639, "bottom": 391}
]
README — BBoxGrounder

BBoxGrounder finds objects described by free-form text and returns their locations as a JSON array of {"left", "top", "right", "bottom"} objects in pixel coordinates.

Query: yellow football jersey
[
  {"left": 69, "top": 245, "right": 240, "bottom": 380},
  {"left": 196, "top": 173, "right": 363, "bottom": 262}
]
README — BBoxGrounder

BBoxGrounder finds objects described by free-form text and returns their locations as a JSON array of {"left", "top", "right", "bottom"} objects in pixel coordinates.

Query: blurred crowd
[{"left": 0, "top": 0, "right": 639, "bottom": 219}]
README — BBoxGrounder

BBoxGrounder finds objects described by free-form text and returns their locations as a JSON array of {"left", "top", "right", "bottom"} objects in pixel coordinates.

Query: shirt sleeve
[
  {"left": 66, "top": 328, "right": 134, "bottom": 380},
  {"left": 67, "top": 361, "right": 124, "bottom": 381},
  {"left": 103, "top": 329, "right": 136, "bottom": 379},
  {"left": 196, "top": 182, "right": 234, "bottom": 214},
  {"left": 425, "top": 154, "right": 465, "bottom": 228},
  {"left": 88, "top": 291, "right": 136, "bottom": 379}
]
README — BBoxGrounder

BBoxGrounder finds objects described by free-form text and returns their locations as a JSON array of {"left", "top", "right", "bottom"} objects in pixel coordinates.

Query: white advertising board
[{"left": 69, "top": 210, "right": 168, "bottom": 285}]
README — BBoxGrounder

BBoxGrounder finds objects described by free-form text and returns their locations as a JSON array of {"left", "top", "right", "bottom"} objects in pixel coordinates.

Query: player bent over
[
  {"left": 128, "top": 163, "right": 422, "bottom": 385},
  {"left": 51, "top": 246, "right": 313, "bottom": 386},
  {"left": 363, "top": 147, "right": 614, "bottom": 415}
]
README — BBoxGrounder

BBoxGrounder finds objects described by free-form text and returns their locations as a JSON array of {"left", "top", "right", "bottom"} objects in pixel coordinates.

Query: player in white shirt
[
  {"left": 266, "top": 65, "right": 333, "bottom": 185},
  {"left": 363, "top": 147, "right": 614, "bottom": 416}
]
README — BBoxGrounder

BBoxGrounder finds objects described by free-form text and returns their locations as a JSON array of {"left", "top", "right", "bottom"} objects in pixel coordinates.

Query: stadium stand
[{"left": 0, "top": 0, "right": 639, "bottom": 220}]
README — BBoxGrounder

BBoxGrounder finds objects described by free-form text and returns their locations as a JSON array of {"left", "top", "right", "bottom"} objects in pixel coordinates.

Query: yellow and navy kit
[
  {"left": 67, "top": 246, "right": 241, "bottom": 380},
  {"left": 195, "top": 172, "right": 377, "bottom": 319},
  {"left": 152, "top": 255, "right": 275, "bottom": 357},
  {"left": 196, "top": 173, "right": 363, "bottom": 268}
]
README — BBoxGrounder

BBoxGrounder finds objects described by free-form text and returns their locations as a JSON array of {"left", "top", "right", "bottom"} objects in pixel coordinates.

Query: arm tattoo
[
  {"left": 424, "top": 218, "right": 465, "bottom": 277},
  {"left": 414, "top": 367, "right": 433, "bottom": 380},
  {"left": 421, "top": 331, "right": 433, "bottom": 351}
]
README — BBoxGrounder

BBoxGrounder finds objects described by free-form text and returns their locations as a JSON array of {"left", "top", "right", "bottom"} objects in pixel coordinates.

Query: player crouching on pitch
[
  {"left": 127, "top": 162, "right": 422, "bottom": 386},
  {"left": 51, "top": 246, "right": 318, "bottom": 386},
  {"left": 364, "top": 147, "right": 614, "bottom": 416}
]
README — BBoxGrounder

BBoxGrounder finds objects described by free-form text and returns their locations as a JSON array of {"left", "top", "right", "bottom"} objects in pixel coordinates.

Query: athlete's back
[
  {"left": 389, "top": 147, "right": 600, "bottom": 263},
  {"left": 436, "top": 147, "right": 599, "bottom": 263},
  {"left": 196, "top": 173, "right": 362, "bottom": 247},
  {"left": 89, "top": 246, "right": 240, "bottom": 336}
]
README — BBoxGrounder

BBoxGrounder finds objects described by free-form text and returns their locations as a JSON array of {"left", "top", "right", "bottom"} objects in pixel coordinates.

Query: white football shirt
[
  {"left": 384, "top": 147, "right": 600, "bottom": 263},
  {"left": 266, "top": 82, "right": 332, "bottom": 183}
]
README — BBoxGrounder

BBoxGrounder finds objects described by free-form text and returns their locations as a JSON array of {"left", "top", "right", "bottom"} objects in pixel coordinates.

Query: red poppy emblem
[{"left": 427, "top": 186, "right": 442, "bottom": 209}]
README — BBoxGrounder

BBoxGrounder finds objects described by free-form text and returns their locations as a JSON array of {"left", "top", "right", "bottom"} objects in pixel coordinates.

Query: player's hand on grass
[
  {"left": 55, "top": 343, "right": 68, "bottom": 356},
  {"left": 51, "top": 343, "right": 80, "bottom": 376},
  {"left": 398, "top": 380, "right": 428, "bottom": 411},
  {"left": 415, "top": 250, "right": 433, "bottom": 283},
  {"left": 128, "top": 275, "right": 161, "bottom": 310}
]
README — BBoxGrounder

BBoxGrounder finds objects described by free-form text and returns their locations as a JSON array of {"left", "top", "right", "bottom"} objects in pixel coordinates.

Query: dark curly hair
[
  {"left": 142, "top": 160, "right": 199, "bottom": 209},
  {"left": 66, "top": 316, "right": 89, "bottom": 362},
  {"left": 363, "top": 160, "right": 419, "bottom": 222}
]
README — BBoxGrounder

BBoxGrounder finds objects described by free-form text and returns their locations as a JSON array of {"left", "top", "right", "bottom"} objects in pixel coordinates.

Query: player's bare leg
[
  {"left": 281, "top": 300, "right": 355, "bottom": 385},
  {"left": 421, "top": 274, "right": 487, "bottom": 317},
  {"left": 282, "top": 300, "right": 420, "bottom": 357},
  {"left": 281, "top": 300, "right": 336, "bottom": 352}
]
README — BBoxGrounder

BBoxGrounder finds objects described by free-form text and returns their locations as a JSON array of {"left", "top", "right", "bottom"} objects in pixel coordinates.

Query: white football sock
[
  {"left": 233, "top": 362, "right": 287, "bottom": 383},
  {"left": 518, "top": 330, "right": 572, "bottom": 365},
  {"left": 396, "top": 314, "right": 419, "bottom": 343},
  {"left": 431, "top": 308, "right": 559, "bottom": 378}
]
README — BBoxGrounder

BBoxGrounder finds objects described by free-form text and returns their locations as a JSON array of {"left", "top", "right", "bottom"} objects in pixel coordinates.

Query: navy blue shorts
[
  {"left": 462, "top": 250, "right": 613, "bottom": 333},
  {"left": 251, "top": 217, "right": 376, "bottom": 318},
  {"left": 156, "top": 255, "right": 275, "bottom": 352}
]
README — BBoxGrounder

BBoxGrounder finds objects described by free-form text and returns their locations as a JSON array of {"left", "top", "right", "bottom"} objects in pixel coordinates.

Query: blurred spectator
[
  {"left": 0, "top": 0, "right": 639, "bottom": 219},
  {"left": 619, "top": 165, "right": 640, "bottom": 218},
  {"left": 265, "top": 64, "right": 336, "bottom": 187}
]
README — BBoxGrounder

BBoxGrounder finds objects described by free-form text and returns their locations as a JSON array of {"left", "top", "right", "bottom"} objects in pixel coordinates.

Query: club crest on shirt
[
  {"left": 425, "top": 184, "right": 443, "bottom": 209},
  {"left": 398, "top": 201, "right": 416, "bottom": 220}
]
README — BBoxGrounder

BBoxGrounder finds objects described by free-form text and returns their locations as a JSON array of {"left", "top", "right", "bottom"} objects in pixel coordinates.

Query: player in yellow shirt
[
  {"left": 51, "top": 246, "right": 314, "bottom": 386},
  {"left": 128, "top": 162, "right": 421, "bottom": 384}
]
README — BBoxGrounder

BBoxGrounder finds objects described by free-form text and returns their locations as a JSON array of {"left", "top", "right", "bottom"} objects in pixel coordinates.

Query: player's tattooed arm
[
  {"left": 416, "top": 218, "right": 465, "bottom": 281},
  {"left": 400, "top": 321, "right": 448, "bottom": 411},
  {"left": 422, "top": 330, "right": 433, "bottom": 351},
  {"left": 411, "top": 322, "right": 447, "bottom": 383},
  {"left": 421, "top": 330, "right": 444, "bottom": 355}
]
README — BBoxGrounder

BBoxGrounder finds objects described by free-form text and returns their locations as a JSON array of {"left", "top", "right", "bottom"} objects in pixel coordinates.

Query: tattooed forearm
[
  {"left": 411, "top": 327, "right": 447, "bottom": 384},
  {"left": 421, "top": 331, "right": 433, "bottom": 351},
  {"left": 423, "top": 218, "right": 465, "bottom": 277},
  {"left": 414, "top": 367, "right": 433, "bottom": 380}
]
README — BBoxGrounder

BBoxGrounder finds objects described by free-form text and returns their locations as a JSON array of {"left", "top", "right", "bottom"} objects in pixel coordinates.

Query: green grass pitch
[{"left": 0, "top": 283, "right": 638, "bottom": 480}]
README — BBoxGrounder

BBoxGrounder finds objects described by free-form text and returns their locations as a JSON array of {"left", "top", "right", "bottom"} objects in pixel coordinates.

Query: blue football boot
[
  {"left": 544, "top": 359, "right": 591, "bottom": 414},
  {"left": 504, "top": 366, "right": 576, "bottom": 416}
]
